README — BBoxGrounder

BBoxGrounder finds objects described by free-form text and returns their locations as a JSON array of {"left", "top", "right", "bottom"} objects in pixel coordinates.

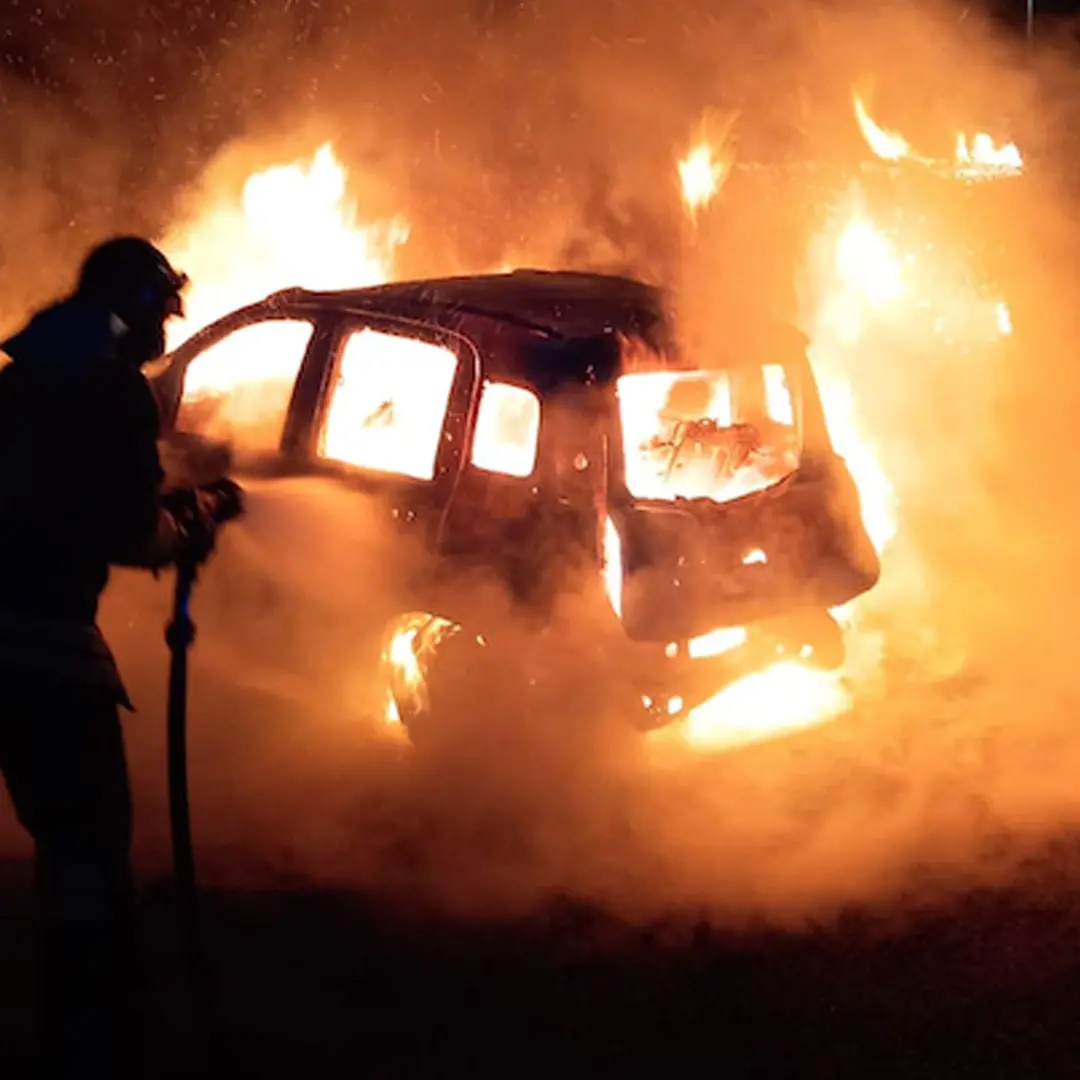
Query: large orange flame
[{"left": 162, "top": 143, "right": 408, "bottom": 349}]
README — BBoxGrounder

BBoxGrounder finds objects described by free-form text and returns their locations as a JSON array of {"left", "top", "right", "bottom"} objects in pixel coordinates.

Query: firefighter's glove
[
  {"left": 162, "top": 479, "right": 245, "bottom": 567},
  {"left": 196, "top": 477, "right": 245, "bottom": 527}
]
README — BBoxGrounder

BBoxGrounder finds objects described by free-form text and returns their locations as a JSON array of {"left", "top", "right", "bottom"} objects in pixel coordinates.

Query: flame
[
  {"left": 683, "top": 662, "right": 853, "bottom": 752},
  {"left": 602, "top": 515, "right": 624, "bottom": 620},
  {"left": 955, "top": 132, "right": 1023, "bottom": 175},
  {"left": 162, "top": 142, "right": 408, "bottom": 349},
  {"left": 388, "top": 627, "right": 422, "bottom": 699},
  {"left": 678, "top": 141, "right": 726, "bottom": 220},
  {"left": 853, "top": 93, "right": 1022, "bottom": 178},
  {"left": 381, "top": 613, "right": 462, "bottom": 726},
  {"left": 853, "top": 95, "right": 911, "bottom": 162},
  {"left": 162, "top": 144, "right": 548, "bottom": 480}
]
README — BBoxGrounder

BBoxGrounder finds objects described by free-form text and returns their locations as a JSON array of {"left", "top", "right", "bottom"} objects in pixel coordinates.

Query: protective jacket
[{"left": 0, "top": 296, "right": 183, "bottom": 705}]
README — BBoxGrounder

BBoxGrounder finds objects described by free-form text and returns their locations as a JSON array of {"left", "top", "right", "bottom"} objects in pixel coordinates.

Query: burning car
[{"left": 151, "top": 269, "right": 880, "bottom": 743}]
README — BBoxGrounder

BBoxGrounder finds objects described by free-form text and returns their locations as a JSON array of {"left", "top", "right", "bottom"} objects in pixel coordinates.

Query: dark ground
[
  {"left": 4, "top": 585, "right": 1080, "bottom": 1077},
  {"left": 4, "top": 843, "right": 1080, "bottom": 1077},
  {"left": 2, "top": 613, "right": 1080, "bottom": 1075}
]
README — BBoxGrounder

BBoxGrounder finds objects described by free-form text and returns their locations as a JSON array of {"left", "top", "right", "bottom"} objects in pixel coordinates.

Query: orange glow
[
  {"left": 834, "top": 217, "right": 903, "bottom": 308},
  {"left": 471, "top": 382, "right": 542, "bottom": 478}
]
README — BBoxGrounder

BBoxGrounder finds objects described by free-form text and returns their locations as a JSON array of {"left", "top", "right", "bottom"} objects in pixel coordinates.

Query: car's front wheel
[{"left": 380, "top": 611, "right": 505, "bottom": 746}]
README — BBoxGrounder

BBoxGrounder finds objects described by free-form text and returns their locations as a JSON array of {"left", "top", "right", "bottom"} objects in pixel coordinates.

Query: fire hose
[{"left": 163, "top": 479, "right": 243, "bottom": 1060}]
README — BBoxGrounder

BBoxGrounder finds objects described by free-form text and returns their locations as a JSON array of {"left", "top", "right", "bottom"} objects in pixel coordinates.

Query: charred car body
[{"left": 152, "top": 270, "right": 880, "bottom": 740}]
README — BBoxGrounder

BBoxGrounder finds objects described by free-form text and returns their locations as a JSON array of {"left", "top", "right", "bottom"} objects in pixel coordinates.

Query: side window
[
  {"left": 470, "top": 381, "right": 540, "bottom": 478},
  {"left": 318, "top": 326, "right": 460, "bottom": 480},
  {"left": 175, "top": 318, "right": 315, "bottom": 453}
]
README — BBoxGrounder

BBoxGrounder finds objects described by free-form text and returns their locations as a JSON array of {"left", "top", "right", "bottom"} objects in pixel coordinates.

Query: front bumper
[{"left": 627, "top": 608, "right": 845, "bottom": 730}]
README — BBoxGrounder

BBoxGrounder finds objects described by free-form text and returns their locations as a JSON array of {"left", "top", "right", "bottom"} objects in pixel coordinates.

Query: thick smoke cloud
[{"left": 3, "top": 0, "right": 1080, "bottom": 929}]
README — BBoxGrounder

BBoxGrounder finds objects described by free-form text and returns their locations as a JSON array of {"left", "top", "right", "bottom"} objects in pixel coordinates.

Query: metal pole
[{"left": 1027, "top": 0, "right": 1034, "bottom": 45}]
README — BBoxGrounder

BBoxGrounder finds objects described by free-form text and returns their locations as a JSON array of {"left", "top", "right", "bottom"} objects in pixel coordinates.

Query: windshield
[{"left": 617, "top": 363, "right": 801, "bottom": 503}]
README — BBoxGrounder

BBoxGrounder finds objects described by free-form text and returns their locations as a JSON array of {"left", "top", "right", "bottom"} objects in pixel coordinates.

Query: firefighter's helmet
[{"left": 76, "top": 236, "right": 188, "bottom": 324}]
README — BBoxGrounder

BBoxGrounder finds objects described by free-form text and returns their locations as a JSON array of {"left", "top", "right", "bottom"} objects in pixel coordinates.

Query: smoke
[{"left": 4, "top": 0, "right": 1080, "bottom": 930}]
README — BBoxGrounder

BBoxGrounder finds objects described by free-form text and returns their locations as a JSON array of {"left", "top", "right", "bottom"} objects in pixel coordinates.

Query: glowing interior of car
[
  {"left": 319, "top": 327, "right": 459, "bottom": 480},
  {"left": 617, "top": 363, "right": 801, "bottom": 503},
  {"left": 470, "top": 381, "right": 541, "bottom": 478},
  {"left": 176, "top": 317, "right": 316, "bottom": 453}
]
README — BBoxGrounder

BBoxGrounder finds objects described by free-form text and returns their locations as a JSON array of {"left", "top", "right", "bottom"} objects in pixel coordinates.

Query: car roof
[
  {"left": 274, "top": 269, "right": 673, "bottom": 343},
  {"left": 273, "top": 266, "right": 805, "bottom": 352},
  {"left": 165, "top": 269, "right": 809, "bottom": 392}
]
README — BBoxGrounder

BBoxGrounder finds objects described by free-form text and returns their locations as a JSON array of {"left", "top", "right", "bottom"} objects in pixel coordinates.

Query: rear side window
[
  {"left": 175, "top": 318, "right": 315, "bottom": 453},
  {"left": 318, "top": 326, "right": 459, "bottom": 480},
  {"left": 470, "top": 381, "right": 540, "bottom": 478}
]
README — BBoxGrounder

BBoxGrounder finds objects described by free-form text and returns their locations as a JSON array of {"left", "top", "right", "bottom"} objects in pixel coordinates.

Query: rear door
[{"left": 606, "top": 342, "right": 880, "bottom": 642}]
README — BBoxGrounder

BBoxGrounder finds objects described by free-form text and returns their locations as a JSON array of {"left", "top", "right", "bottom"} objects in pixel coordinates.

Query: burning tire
[{"left": 380, "top": 611, "right": 501, "bottom": 745}]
